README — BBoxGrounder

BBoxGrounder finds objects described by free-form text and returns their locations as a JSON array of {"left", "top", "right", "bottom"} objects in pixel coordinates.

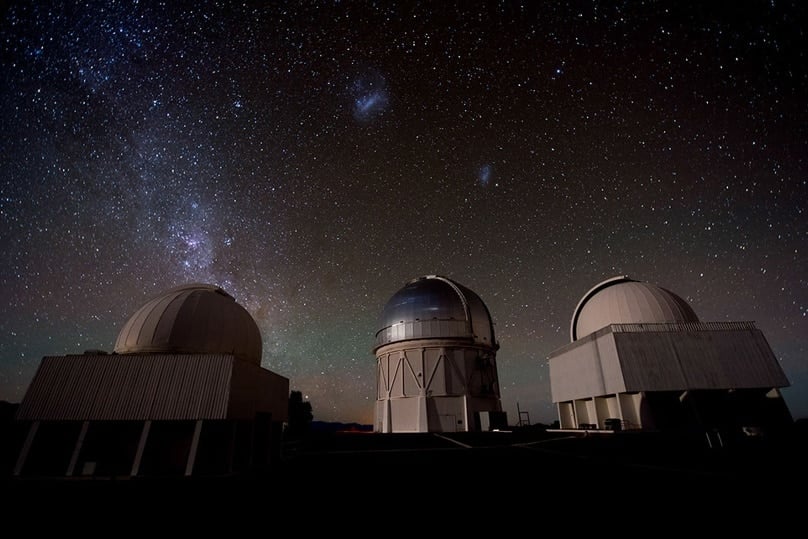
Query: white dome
[
  {"left": 114, "top": 283, "right": 262, "bottom": 365},
  {"left": 571, "top": 276, "right": 699, "bottom": 341}
]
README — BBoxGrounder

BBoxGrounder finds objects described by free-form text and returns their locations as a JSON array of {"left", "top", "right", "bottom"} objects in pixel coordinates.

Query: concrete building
[
  {"left": 548, "top": 276, "right": 792, "bottom": 437},
  {"left": 373, "top": 275, "right": 505, "bottom": 433},
  {"left": 9, "top": 284, "right": 288, "bottom": 478}
]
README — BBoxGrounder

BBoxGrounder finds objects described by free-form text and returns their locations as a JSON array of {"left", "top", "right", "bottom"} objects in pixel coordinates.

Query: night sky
[{"left": 1, "top": 1, "right": 805, "bottom": 425}]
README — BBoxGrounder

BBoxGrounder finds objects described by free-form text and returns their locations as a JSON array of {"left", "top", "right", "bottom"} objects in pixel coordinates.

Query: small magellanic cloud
[
  {"left": 351, "top": 71, "right": 389, "bottom": 123},
  {"left": 478, "top": 164, "right": 492, "bottom": 186}
]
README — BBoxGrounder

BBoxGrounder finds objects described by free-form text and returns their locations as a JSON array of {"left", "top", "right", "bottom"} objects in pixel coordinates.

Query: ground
[{"left": 3, "top": 423, "right": 806, "bottom": 526}]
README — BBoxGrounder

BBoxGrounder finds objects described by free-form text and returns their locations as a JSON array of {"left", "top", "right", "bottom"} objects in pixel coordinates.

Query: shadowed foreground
[{"left": 3, "top": 426, "right": 807, "bottom": 526}]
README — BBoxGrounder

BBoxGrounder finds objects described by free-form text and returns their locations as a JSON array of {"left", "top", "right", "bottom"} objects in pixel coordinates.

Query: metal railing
[{"left": 610, "top": 321, "right": 757, "bottom": 333}]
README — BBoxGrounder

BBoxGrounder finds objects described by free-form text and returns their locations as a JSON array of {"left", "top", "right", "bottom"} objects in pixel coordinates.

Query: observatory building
[
  {"left": 548, "top": 276, "right": 792, "bottom": 436},
  {"left": 373, "top": 275, "right": 505, "bottom": 433},
  {"left": 9, "top": 284, "right": 289, "bottom": 478}
]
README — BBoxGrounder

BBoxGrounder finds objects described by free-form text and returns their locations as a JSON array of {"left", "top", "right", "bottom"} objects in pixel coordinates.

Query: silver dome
[
  {"left": 114, "top": 283, "right": 262, "bottom": 365},
  {"left": 571, "top": 276, "right": 699, "bottom": 341},
  {"left": 374, "top": 275, "right": 497, "bottom": 350}
]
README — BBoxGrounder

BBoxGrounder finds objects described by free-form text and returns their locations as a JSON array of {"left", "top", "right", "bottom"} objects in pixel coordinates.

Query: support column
[
  {"left": 418, "top": 348, "right": 429, "bottom": 432},
  {"left": 13, "top": 421, "right": 40, "bottom": 476},
  {"left": 591, "top": 397, "right": 600, "bottom": 429},
  {"left": 66, "top": 420, "right": 90, "bottom": 476},
  {"left": 615, "top": 392, "right": 625, "bottom": 426},
  {"left": 463, "top": 395, "right": 469, "bottom": 432},
  {"left": 382, "top": 399, "right": 392, "bottom": 433},
  {"left": 130, "top": 420, "right": 151, "bottom": 477},
  {"left": 383, "top": 354, "right": 393, "bottom": 433},
  {"left": 417, "top": 395, "right": 428, "bottom": 432},
  {"left": 185, "top": 419, "right": 204, "bottom": 476}
]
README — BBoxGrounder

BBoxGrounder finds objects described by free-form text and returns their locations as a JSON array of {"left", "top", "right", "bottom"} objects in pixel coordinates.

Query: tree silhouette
[{"left": 286, "top": 390, "right": 313, "bottom": 439}]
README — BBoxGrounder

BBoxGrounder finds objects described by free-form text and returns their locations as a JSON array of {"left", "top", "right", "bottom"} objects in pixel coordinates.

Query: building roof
[
  {"left": 571, "top": 276, "right": 699, "bottom": 341},
  {"left": 114, "top": 283, "right": 262, "bottom": 365},
  {"left": 374, "top": 275, "right": 497, "bottom": 351}
]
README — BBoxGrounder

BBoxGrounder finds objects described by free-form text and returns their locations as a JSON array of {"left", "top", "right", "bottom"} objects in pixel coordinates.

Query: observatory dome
[
  {"left": 374, "top": 275, "right": 497, "bottom": 351},
  {"left": 114, "top": 283, "right": 262, "bottom": 365},
  {"left": 571, "top": 276, "right": 699, "bottom": 341}
]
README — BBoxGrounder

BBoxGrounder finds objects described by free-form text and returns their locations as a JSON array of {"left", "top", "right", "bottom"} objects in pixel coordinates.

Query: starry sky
[{"left": 1, "top": 1, "right": 806, "bottom": 425}]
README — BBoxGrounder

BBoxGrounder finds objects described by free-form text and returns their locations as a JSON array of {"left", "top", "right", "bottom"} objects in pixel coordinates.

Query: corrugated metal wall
[
  {"left": 548, "top": 338, "right": 608, "bottom": 402},
  {"left": 229, "top": 359, "right": 289, "bottom": 421},
  {"left": 549, "top": 323, "right": 790, "bottom": 402},
  {"left": 616, "top": 327, "right": 790, "bottom": 391},
  {"left": 16, "top": 354, "right": 234, "bottom": 421}
]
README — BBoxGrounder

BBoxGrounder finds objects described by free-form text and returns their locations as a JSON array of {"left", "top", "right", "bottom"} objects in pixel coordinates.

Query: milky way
[{"left": 1, "top": 1, "right": 806, "bottom": 424}]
